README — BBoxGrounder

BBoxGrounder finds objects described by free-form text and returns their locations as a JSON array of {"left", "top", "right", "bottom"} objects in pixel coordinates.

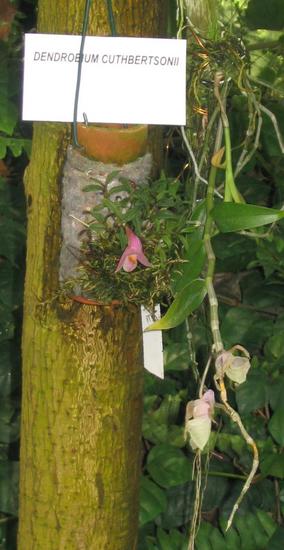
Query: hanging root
[
  {"left": 215, "top": 377, "right": 259, "bottom": 531},
  {"left": 188, "top": 451, "right": 202, "bottom": 550}
]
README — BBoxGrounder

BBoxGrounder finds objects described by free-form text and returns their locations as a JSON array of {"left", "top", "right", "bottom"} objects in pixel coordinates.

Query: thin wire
[
  {"left": 72, "top": 0, "right": 92, "bottom": 147},
  {"left": 106, "top": 0, "right": 117, "bottom": 36},
  {"left": 72, "top": 0, "right": 117, "bottom": 147}
]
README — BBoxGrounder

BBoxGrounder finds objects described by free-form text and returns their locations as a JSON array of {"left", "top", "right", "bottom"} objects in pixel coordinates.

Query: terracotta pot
[{"left": 77, "top": 123, "right": 148, "bottom": 165}]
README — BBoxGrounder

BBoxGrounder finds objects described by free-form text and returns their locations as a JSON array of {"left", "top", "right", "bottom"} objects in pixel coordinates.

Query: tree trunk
[{"left": 18, "top": 2, "right": 166, "bottom": 549}]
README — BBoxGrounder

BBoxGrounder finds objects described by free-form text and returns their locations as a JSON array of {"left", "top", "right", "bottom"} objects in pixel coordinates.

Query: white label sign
[
  {"left": 22, "top": 34, "right": 186, "bottom": 125},
  {"left": 141, "top": 305, "right": 164, "bottom": 379}
]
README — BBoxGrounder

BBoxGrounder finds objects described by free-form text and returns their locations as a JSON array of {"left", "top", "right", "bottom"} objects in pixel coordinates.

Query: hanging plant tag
[
  {"left": 141, "top": 306, "right": 164, "bottom": 379},
  {"left": 22, "top": 34, "right": 186, "bottom": 125}
]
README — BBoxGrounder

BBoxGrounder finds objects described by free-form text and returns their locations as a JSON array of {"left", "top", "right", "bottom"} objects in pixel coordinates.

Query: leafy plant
[{"left": 63, "top": 173, "right": 200, "bottom": 309}]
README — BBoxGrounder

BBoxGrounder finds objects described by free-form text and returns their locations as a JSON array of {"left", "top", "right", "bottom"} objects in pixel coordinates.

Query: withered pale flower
[
  {"left": 215, "top": 345, "right": 251, "bottom": 384},
  {"left": 115, "top": 226, "right": 151, "bottom": 273},
  {"left": 184, "top": 390, "right": 215, "bottom": 451}
]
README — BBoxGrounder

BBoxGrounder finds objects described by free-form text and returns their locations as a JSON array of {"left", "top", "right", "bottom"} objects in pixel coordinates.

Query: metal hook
[{"left": 83, "top": 112, "right": 89, "bottom": 127}]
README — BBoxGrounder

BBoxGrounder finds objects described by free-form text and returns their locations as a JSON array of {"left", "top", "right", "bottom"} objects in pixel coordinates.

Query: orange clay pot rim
[
  {"left": 79, "top": 123, "right": 148, "bottom": 133},
  {"left": 71, "top": 295, "right": 122, "bottom": 306}
]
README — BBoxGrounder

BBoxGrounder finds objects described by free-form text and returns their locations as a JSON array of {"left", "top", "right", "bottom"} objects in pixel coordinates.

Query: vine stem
[
  {"left": 204, "top": 117, "right": 224, "bottom": 354},
  {"left": 215, "top": 381, "right": 259, "bottom": 531},
  {"left": 258, "top": 104, "right": 284, "bottom": 154},
  {"left": 213, "top": 73, "right": 242, "bottom": 203},
  {"left": 204, "top": 84, "right": 259, "bottom": 530}
]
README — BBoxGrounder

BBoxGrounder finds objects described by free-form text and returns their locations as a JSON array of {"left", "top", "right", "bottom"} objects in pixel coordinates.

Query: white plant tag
[
  {"left": 22, "top": 34, "right": 186, "bottom": 125},
  {"left": 141, "top": 305, "right": 164, "bottom": 379}
]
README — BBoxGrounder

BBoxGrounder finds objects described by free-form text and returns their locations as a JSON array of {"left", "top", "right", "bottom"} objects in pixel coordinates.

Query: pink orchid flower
[{"left": 115, "top": 226, "right": 151, "bottom": 273}]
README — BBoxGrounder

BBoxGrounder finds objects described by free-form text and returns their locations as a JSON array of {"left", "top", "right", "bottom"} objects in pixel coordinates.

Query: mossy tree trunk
[{"left": 18, "top": 2, "right": 166, "bottom": 549}]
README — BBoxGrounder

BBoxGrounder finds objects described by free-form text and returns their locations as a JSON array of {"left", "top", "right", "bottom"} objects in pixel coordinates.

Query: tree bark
[{"left": 18, "top": 2, "right": 166, "bottom": 549}]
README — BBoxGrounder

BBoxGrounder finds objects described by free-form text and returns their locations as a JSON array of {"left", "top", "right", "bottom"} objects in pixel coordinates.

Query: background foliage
[
  {"left": 0, "top": 1, "right": 32, "bottom": 547},
  {"left": 1, "top": 0, "right": 284, "bottom": 549},
  {"left": 138, "top": 1, "right": 284, "bottom": 548}
]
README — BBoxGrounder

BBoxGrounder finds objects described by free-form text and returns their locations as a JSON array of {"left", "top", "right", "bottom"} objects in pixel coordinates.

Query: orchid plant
[{"left": 70, "top": 173, "right": 194, "bottom": 309}]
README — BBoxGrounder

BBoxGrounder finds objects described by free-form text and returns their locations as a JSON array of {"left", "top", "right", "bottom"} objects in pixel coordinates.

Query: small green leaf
[
  {"left": 156, "top": 527, "right": 187, "bottom": 550},
  {"left": 160, "top": 482, "right": 194, "bottom": 529},
  {"left": 245, "top": 0, "right": 284, "bottom": 30},
  {"left": 268, "top": 405, "right": 284, "bottom": 445},
  {"left": 164, "top": 342, "right": 189, "bottom": 371},
  {"left": 0, "top": 138, "right": 7, "bottom": 159},
  {"left": 146, "top": 279, "right": 207, "bottom": 331},
  {"left": 82, "top": 184, "right": 104, "bottom": 192},
  {"left": 195, "top": 522, "right": 216, "bottom": 550},
  {"left": 268, "top": 526, "right": 284, "bottom": 550},
  {"left": 139, "top": 477, "right": 167, "bottom": 526},
  {"left": 0, "top": 99, "right": 17, "bottom": 136},
  {"left": 147, "top": 444, "right": 192, "bottom": 488},
  {"left": 0, "top": 461, "right": 19, "bottom": 515},
  {"left": 260, "top": 453, "right": 284, "bottom": 478},
  {"left": 212, "top": 203, "right": 284, "bottom": 233},
  {"left": 255, "top": 508, "right": 277, "bottom": 539},
  {"left": 236, "top": 371, "right": 268, "bottom": 414}
]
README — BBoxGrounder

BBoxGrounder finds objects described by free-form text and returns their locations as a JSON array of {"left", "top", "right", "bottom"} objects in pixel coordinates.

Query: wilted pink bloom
[
  {"left": 185, "top": 390, "right": 215, "bottom": 451},
  {"left": 192, "top": 389, "right": 215, "bottom": 419},
  {"left": 115, "top": 226, "right": 151, "bottom": 273},
  {"left": 215, "top": 347, "right": 251, "bottom": 384}
]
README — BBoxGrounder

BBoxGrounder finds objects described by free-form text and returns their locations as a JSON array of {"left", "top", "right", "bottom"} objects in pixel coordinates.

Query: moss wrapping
[{"left": 60, "top": 145, "right": 152, "bottom": 284}]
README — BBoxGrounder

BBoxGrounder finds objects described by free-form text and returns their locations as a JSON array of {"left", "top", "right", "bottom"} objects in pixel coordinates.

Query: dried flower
[
  {"left": 215, "top": 345, "right": 251, "bottom": 384},
  {"left": 115, "top": 226, "right": 151, "bottom": 273},
  {"left": 184, "top": 390, "right": 215, "bottom": 451}
]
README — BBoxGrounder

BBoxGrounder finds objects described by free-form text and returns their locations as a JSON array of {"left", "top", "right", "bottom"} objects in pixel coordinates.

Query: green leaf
[
  {"left": 255, "top": 508, "right": 277, "bottom": 539},
  {"left": 0, "top": 139, "right": 7, "bottom": 159},
  {"left": 0, "top": 99, "right": 17, "bottom": 136},
  {"left": 260, "top": 453, "right": 284, "bottom": 478},
  {"left": 82, "top": 183, "right": 104, "bottom": 192},
  {"left": 139, "top": 477, "right": 167, "bottom": 526},
  {"left": 171, "top": 239, "right": 206, "bottom": 294},
  {"left": 221, "top": 308, "right": 273, "bottom": 352},
  {"left": 245, "top": 0, "right": 284, "bottom": 30},
  {"left": 159, "top": 482, "right": 193, "bottom": 529},
  {"left": 234, "top": 512, "right": 272, "bottom": 550},
  {"left": 143, "top": 417, "right": 184, "bottom": 447},
  {"left": 0, "top": 399, "right": 20, "bottom": 443},
  {"left": 268, "top": 526, "right": 284, "bottom": 550},
  {"left": 268, "top": 379, "right": 284, "bottom": 411},
  {"left": 211, "top": 203, "right": 284, "bottom": 233},
  {"left": 220, "top": 520, "right": 241, "bottom": 550},
  {"left": 146, "top": 444, "right": 192, "bottom": 488},
  {"left": 164, "top": 342, "right": 189, "bottom": 371},
  {"left": 156, "top": 527, "right": 187, "bottom": 550},
  {"left": 0, "top": 342, "right": 20, "bottom": 397},
  {"left": 146, "top": 279, "right": 207, "bottom": 331},
  {"left": 233, "top": 515, "right": 259, "bottom": 550},
  {"left": 268, "top": 405, "right": 284, "bottom": 445},
  {"left": 236, "top": 371, "right": 268, "bottom": 414},
  {"left": 0, "top": 311, "right": 14, "bottom": 343},
  {"left": 215, "top": 433, "right": 246, "bottom": 459},
  {"left": 0, "top": 461, "right": 19, "bottom": 515},
  {"left": 143, "top": 394, "right": 184, "bottom": 447},
  {"left": 202, "top": 476, "right": 229, "bottom": 512},
  {"left": 195, "top": 522, "right": 216, "bottom": 550}
]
